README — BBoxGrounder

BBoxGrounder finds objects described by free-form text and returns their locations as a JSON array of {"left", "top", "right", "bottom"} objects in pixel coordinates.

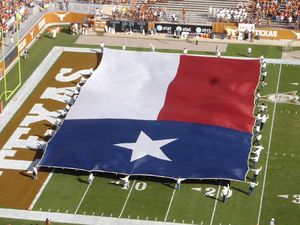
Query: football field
[
  {"left": 30, "top": 63, "right": 300, "bottom": 225},
  {"left": 0, "top": 28, "right": 299, "bottom": 225}
]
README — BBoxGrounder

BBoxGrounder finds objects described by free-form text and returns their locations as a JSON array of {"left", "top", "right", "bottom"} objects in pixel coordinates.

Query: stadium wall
[{"left": 0, "top": 12, "right": 92, "bottom": 77}]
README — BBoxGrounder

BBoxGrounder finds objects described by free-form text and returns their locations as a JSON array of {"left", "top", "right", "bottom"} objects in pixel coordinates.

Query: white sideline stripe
[
  {"left": 30, "top": 172, "right": 53, "bottom": 209},
  {"left": 164, "top": 188, "right": 176, "bottom": 222},
  {"left": 74, "top": 182, "right": 92, "bottom": 214},
  {"left": 119, "top": 180, "right": 136, "bottom": 218},
  {"left": 257, "top": 63, "right": 282, "bottom": 225},
  {"left": 209, "top": 184, "right": 221, "bottom": 225},
  {"left": 0, "top": 208, "right": 185, "bottom": 225},
  {"left": 0, "top": 47, "right": 98, "bottom": 133}
]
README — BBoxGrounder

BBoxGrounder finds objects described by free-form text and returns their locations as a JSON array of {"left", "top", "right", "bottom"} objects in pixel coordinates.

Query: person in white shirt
[
  {"left": 99, "top": 42, "right": 104, "bottom": 53},
  {"left": 252, "top": 145, "right": 264, "bottom": 157},
  {"left": 258, "top": 103, "right": 267, "bottom": 114},
  {"left": 248, "top": 181, "right": 259, "bottom": 196},
  {"left": 270, "top": 218, "right": 275, "bottom": 225},
  {"left": 257, "top": 114, "right": 269, "bottom": 130},
  {"left": 88, "top": 173, "right": 95, "bottom": 184},
  {"left": 249, "top": 155, "right": 260, "bottom": 169},
  {"left": 221, "top": 184, "right": 230, "bottom": 203},
  {"left": 121, "top": 175, "right": 130, "bottom": 189},
  {"left": 247, "top": 47, "right": 252, "bottom": 56},
  {"left": 251, "top": 166, "right": 262, "bottom": 182},
  {"left": 32, "top": 165, "right": 38, "bottom": 180},
  {"left": 175, "top": 178, "right": 186, "bottom": 190},
  {"left": 255, "top": 92, "right": 261, "bottom": 105},
  {"left": 183, "top": 48, "right": 188, "bottom": 55},
  {"left": 260, "top": 55, "right": 264, "bottom": 64},
  {"left": 261, "top": 61, "right": 267, "bottom": 73},
  {"left": 261, "top": 71, "right": 267, "bottom": 81},
  {"left": 150, "top": 44, "right": 155, "bottom": 52},
  {"left": 253, "top": 133, "right": 262, "bottom": 146}
]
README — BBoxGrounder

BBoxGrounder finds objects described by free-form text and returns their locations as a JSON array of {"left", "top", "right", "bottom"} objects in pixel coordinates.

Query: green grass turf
[
  {"left": 224, "top": 44, "right": 282, "bottom": 58},
  {"left": 166, "top": 181, "right": 220, "bottom": 224},
  {"left": 1, "top": 25, "right": 300, "bottom": 225},
  {"left": 33, "top": 170, "right": 89, "bottom": 213},
  {"left": 76, "top": 174, "right": 129, "bottom": 217},
  {"left": 119, "top": 178, "right": 174, "bottom": 221}
]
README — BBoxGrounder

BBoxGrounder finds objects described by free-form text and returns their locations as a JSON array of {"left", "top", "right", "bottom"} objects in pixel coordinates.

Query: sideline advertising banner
[
  {"left": 155, "top": 23, "right": 212, "bottom": 34},
  {"left": 108, "top": 20, "right": 148, "bottom": 33},
  {"left": 255, "top": 28, "right": 300, "bottom": 40}
]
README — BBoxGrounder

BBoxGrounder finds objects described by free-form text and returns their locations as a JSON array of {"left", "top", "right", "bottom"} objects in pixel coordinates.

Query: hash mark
[
  {"left": 57, "top": 209, "right": 60, "bottom": 213},
  {"left": 110, "top": 213, "right": 112, "bottom": 217},
  {"left": 296, "top": 112, "right": 298, "bottom": 114},
  {"left": 101, "top": 212, "right": 104, "bottom": 216},
  {"left": 137, "top": 216, "right": 139, "bottom": 220},
  {"left": 48, "top": 209, "right": 51, "bottom": 212},
  {"left": 128, "top": 215, "right": 131, "bottom": 219},
  {"left": 275, "top": 152, "right": 277, "bottom": 156},
  {"left": 219, "top": 223, "right": 222, "bottom": 225},
  {"left": 155, "top": 217, "right": 157, "bottom": 221},
  {"left": 201, "top": 221, "right": 203, "bottom": 225},
  {"left": 182, "top": 219, "right": 185, "bottom": 223},
  {"left": 292, "top": 153, "right": 294, "bottom": 157},
  {"left": 66, "top": 210, "right": 68, "bottom": 213},
  {"left": 283, "top": 153, "right": 286, "bottom": 156},
  {"left": 146, "top": 217, "right": 148, "bottom": 220},
  {"left": 83, "top": 211, "right": 86, "bottom": 215},
  {"left": 92, "top": 212, "right": 95, "bottom": 216},
  {"left": 39, "top": 208, "right": 42, "bottom": 211},
  {"left": 173, "top": 219, "right": 176, "bottom": 223},
  {"left": 192, "top": 220, "right": 194, "bottom": 224}
]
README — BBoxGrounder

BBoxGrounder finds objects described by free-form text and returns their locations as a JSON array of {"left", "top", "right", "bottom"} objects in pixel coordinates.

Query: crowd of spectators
[
  {"left": 79, "top": 0, "right": 168, "bottom": 4},
  {"left": 248, "top": 0, "right": 300, "bottom": 27},
  {"left": 111, "top": 3, "right": 166, "bottom": 22},
  {"left": 0, "top": 0, "right": 33, "bottom": 40},
  {"left": 208, "top": 3, "right": 248, "bottom": 23},
  {"left": 207, "top": 0, "right": 299, "bottom": 28}
]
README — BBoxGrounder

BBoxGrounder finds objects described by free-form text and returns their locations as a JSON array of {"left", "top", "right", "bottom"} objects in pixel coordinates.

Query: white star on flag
[{"left": 114, "top": 131, "right": 177, "bottom": 162}]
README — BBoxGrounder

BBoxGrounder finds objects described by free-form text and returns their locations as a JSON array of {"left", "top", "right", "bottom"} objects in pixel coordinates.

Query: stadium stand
[
  {"left": 0, "top": 0, "right": 30, "bottom": 39},
  {"left": 248, "top": 0, "right": 299, "bottom": 28}
]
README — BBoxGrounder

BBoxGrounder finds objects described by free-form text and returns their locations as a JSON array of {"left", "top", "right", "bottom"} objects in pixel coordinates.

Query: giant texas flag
[{"left": 39, "top": 48, "right": 260, "bottom": 181}]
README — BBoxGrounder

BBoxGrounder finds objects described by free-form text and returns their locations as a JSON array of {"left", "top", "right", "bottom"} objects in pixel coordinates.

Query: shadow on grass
[
  {"left": 161, "top": 182, "right": 175, "bottom": 189},
  {"left": 237, "top": 53, "right": 249, "bottom": 57},
  {"left": 231, "top": 186, "right": 249, "bottom": 195},
  {"left": 76, "top": 176, "right": 89, "bottom": 184},
  {"left": 19, "top": 170, "right": 34, "bottom": 179}
]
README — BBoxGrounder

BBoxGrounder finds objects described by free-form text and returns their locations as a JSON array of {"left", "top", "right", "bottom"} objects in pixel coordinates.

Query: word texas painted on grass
[{"left": 0, "top": 68, "right": 91, "bottom": 171}]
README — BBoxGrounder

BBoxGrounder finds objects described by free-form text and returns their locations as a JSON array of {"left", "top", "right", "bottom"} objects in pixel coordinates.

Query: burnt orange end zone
[{"left": 0, "top": 52, "right": 100, "bottom": 209}]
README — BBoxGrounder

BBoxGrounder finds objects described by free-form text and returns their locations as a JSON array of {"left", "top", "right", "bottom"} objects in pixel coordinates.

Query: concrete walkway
[{"left": 0, "top": 208, "right": 185, "bottom": 225}]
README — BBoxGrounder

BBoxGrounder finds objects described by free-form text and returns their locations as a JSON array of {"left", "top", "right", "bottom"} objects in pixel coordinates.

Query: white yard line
[
  {"left": 209, "top": 184, "right": 221, "bottom": 225},
  {"left": 29, "top": 172, "right": 53, "bottom": 209},
  {"left": 257, "top": 64, "right": 282, "bottom": 225},
  {"left": 164, "top": 188, "right": 176, "bottom": 222},
  {"left": 74, "top": 182, "right": 92, "bottom": 214},
  {"left": 119, "top": 180, "right": 136, "bottom": 218}
]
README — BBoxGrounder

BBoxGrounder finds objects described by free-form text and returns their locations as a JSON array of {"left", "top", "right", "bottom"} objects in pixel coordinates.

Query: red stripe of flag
[{"left": 158, "top": 55, "right": 260, "bottom": 132}]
